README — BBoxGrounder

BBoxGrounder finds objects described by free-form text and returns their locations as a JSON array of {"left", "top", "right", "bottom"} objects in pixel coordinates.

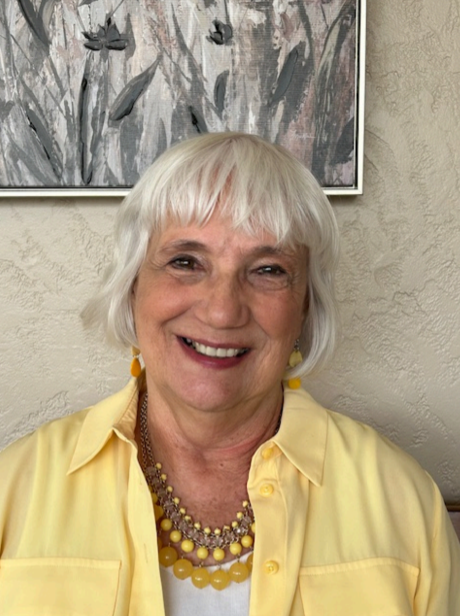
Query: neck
[{"left": 137, "top": 383, "right": 283, "bottom": 528}]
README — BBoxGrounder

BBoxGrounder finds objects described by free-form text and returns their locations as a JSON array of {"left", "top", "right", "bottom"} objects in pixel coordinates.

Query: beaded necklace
[{"left": 139, "top": 393, "right": 256, "bottom": 590}]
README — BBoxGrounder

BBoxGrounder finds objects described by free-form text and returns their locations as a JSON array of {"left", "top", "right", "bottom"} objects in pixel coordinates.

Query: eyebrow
[
  {"left": 159, "top": 240, "right": 209, "bottom": 253},
  {"left": 158, "top": 240, "right": 295, "bottom": 259},
  {"left": 248, "top": 245, "right": 296, "bottom": 259}
]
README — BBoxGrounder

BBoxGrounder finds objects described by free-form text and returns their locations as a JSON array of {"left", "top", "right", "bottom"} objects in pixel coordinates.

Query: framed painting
[{"left": 0, "top": 0, "right": 366, "bottom": 197}]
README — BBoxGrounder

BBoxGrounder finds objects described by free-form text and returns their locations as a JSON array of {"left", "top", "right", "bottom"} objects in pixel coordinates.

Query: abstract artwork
[{"left": 0, "top": 0, "right": 365, "bottom": 196}]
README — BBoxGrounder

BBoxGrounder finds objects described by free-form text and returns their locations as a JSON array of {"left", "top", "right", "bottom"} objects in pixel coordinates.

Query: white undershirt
[{"left": 160, "top": 562, "right": 251, "bottom": 616}]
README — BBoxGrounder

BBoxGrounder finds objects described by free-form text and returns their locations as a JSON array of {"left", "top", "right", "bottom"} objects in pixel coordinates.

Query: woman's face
[{"left": 132, "top": 212, "right": 308, "bottom": 415}]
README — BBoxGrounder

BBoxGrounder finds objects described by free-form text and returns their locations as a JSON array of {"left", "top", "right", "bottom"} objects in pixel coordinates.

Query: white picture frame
[{"left": 0, "top": 0, "right": 366, "bottom": 197}]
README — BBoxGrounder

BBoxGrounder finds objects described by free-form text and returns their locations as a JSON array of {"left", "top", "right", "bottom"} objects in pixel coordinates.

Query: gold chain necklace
[{"left": 139, "top": 393, "right": 255, "bottom": 590}]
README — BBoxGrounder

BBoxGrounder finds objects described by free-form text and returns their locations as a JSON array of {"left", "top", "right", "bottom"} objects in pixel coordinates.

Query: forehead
[{"left": 151, "top": 213, "right": 305, "bottom": 260}]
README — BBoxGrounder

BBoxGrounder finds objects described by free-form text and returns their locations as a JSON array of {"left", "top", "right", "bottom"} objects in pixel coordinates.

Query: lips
[{"left": 181, "top": 337, "right": 248, "bottom": 358}]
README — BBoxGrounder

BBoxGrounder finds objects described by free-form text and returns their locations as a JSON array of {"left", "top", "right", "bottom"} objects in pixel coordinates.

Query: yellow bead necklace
[{"left": 139, "top": 393, "right": 255, "bottom": 590}]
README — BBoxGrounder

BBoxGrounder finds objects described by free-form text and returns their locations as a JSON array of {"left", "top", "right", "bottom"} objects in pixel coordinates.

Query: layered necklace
[{"left": 139, "top": 393, "right": 256, "bottom": 590}]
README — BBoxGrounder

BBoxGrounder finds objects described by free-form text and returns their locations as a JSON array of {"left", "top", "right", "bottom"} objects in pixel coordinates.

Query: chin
[{"left": 173, "top": 380, "right": 245, "bottom": 413}]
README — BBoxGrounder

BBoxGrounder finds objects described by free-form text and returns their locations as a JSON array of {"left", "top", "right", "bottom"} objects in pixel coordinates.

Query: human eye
[
  {"left": 255, "top": 264, "right": 287, "bottom": 276},
  {"left": 169, "top": 255, "right": 199, "bottom": 270},
  {"left": 249, "top": 263, "right": 290, "bottom": 289}
]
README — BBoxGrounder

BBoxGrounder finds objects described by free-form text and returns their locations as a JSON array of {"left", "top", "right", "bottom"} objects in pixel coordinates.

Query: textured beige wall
[{"left": 1, "top": 0, "right": 459, "bottom": 501}]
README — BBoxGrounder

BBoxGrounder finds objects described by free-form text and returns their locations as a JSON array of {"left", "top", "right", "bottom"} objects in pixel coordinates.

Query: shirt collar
[
  {"left": 67, "top": 374, "right": 144, "bottom": 475},
  {"left": 67, "top": 376, "right": 327, "bottom": 485},
  {"left": 270, "top": 386, "right": 328, "bottom": 486}
]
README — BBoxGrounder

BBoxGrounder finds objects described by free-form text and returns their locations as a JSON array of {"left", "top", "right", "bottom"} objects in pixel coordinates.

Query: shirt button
[
  {"left": 263, "top": 560, "right": 279, "bottom": 575},
  {"left": 262, "top": 445, "right": 275, "bottom": 459},
  {"left": 259, "top": 483, "right": 274, "bottom": 497},
  {"left": 262, "top": 444, "right": 280, "bottom": 459}
]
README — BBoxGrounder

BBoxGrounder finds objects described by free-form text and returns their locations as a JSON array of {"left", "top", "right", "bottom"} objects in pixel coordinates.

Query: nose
[{"left": 196, "top": 274, "right": 250, "bottom": 330}]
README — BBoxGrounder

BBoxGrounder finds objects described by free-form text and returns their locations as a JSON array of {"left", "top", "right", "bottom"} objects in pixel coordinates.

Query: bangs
[{"left": 139, "top": 135, "right": 315, "bottom": 248}]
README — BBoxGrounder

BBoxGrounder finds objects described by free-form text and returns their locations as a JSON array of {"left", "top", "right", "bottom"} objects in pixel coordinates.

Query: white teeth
[{"left": 187, "top": 339, "right": 245, "bottom": 358}]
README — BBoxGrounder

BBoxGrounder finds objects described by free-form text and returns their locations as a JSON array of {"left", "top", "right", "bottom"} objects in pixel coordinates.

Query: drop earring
[
  {"left": 287, "top": 339, "right": 302, "bottom": 389},
  {"left": 130, "top": 346, "right": 142, "bottom": 377}
]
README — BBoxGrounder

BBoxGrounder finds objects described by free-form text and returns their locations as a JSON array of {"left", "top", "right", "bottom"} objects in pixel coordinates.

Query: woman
[{"left": 0, "top": 133, "right": 458, "bottom": 615}]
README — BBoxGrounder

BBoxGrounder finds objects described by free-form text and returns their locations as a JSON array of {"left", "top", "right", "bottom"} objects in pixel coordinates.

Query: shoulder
[
  {"left": 0, "top": 406, "right": 92, "bottom": 493},
  {"left": 282, "top": 388, "right": 456, "bottom": 564},
  {"left": 325, "top": 404, "right": 433, "bottom": 490},
  {"left": 293, "top": 387, "right": 429, "bottom": 472},
  {"left": 0, "top": 377, "right": 139, "bottom": 471},
  {"left": 0, "top": 378, "right": 137, "bottom": 499},
  {"left": 0, "top": 380, "right": 140, "bottom": 558},
  {"left": 283, "top": 387, "right": 438, "bottom": 511},
  {"left": 0, "top": 406, "right": 90, "bottom": 457},
  {"left": 0, "top": 405, "right": 94, "bottom": 555}
]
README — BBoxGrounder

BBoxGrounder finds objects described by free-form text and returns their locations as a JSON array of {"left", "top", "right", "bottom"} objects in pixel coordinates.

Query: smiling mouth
[{"left": 182, "top": 337, "right": 249, "bottom": 358}]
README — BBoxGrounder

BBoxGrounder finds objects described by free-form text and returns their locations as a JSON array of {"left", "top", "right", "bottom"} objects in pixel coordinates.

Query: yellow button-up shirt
[{"left": 0, "top": 378, "right": 459, "bottom": 615}]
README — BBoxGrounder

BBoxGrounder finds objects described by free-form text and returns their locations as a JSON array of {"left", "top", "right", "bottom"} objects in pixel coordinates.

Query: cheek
[
  {"left": 257, "top": 297, "right": 305, "bottom": 341},
  {"left": 134, "top": 282, "right": 195, "bottom": 333}
]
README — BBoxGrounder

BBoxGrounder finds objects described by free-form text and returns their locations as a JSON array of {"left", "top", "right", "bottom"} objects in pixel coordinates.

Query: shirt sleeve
[{"left": 414, "top": 475, "right": 460, "bottom": 615}]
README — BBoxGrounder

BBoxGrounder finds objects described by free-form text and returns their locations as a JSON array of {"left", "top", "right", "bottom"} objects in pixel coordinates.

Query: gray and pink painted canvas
[{"left": 0, "top": 0, "right": 361, "bottom": 192}]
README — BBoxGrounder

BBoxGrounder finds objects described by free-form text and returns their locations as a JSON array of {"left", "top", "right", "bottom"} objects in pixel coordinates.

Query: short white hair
[{"left": 82, "top": 132, "right": 340, "bottom": 376}]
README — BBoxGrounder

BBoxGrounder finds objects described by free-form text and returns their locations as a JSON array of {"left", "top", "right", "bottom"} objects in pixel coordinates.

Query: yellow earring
[
  {"left": 287, "top": 340, "right": 302, "bottom": 389},
  {"left": 130, "top": 346, "right": 142, "bottom": 377}
]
